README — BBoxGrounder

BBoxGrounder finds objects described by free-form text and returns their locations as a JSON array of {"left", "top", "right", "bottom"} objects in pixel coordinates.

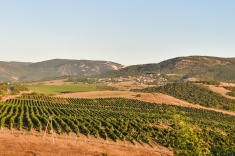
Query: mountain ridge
[
  {"left": 0, "top": 59, "right": 125, "bottom": 82},
  {"left": 102, "top": 56, "right": 235, "bottom": 82},
  {"left": 1, "top": 56, "right": 235, "bottom": 83}
]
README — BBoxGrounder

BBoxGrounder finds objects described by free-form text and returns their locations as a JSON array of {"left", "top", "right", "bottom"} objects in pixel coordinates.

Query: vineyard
[
  {"left": 223, "top": 86, "right": 235, "bottom": 97},
  {"left": 1, "top": 95, "right": 235, "bottom": 155},
  {"left": 132, "top": 82, "right": 235, "bottom": 111}
]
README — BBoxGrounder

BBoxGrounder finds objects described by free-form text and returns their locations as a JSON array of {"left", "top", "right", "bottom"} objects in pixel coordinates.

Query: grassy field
[{"left": 25, "top": 83, "right": 107, "bottom": 95}]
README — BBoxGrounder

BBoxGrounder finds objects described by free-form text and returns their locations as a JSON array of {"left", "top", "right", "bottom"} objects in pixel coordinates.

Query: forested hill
[
  {"left": 102, "top": 56, "right": 235, "bottom": 82},
  {"left": 0, "top": 59, "right": 125, "bottom": 82}
]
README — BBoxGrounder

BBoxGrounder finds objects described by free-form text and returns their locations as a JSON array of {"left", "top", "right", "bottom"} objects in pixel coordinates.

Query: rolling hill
[
  {"left": 103, "top": 56, "right": 235, "bottom": 82},
  {"left": 0, "top": 59, "right": 125, "bottom": 82},
  {"left": 1, "top": 56, "right": 235, "bottom": 83}
]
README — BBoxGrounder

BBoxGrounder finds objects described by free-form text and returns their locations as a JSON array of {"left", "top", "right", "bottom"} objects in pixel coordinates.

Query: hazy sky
[{"left": 0, "top": 0, "right": 234, "bottom": 66}]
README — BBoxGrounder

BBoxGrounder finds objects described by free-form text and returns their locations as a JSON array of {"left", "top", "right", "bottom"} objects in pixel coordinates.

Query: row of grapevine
[{"left": 1, "top": 95, "right": 235, "bottom": 155}]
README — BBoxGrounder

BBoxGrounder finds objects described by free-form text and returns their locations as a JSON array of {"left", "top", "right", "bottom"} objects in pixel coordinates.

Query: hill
[
  {"left": 132, "top": 82, "right": 235, "bottom": 112},
  {"left": 0, "top": 59, "right": 125, "bottom": 82},
  {"left": 103, "top": 56, "right": 235, "bottom": 82}
]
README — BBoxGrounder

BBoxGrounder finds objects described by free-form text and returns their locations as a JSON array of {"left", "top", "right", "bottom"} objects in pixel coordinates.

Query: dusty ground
[
  {"left": 0, "top": 129, "right": 172, "bottom": 156},
  {"left": 54, "top": 91, "right": 235, "bottom": 116}
]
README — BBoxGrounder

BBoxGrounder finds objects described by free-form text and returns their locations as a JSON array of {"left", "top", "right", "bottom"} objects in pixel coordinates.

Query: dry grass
[{"left": 0, "top": 129, "right": 172, "bottom": 156}]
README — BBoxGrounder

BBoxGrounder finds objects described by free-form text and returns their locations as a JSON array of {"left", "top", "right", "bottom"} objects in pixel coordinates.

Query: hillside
[
  {"left": 132, "top": 82, "right": 235, "bottom": 112},
  {"left": 0, "top": 59, "right": 125, "bottom": 82},
  {"left": 1, "top": 95, "right": 235, "bottom": 155},
  {"left": 103, "top": 56, "right": 235, "bottom": 82}
]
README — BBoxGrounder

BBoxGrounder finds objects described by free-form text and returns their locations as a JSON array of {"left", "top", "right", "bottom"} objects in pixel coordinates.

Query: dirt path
[
  {"left": 54, "top": 91, "right": 235, "bottom": 116},
  {"left": 0, "top": 129, "right": 171, "bottom": 156}
]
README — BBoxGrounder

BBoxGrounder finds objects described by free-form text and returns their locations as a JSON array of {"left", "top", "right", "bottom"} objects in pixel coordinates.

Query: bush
[
  {"left": 0, "top": 91, "right": 7, "bottom": 96},
  {"left": 136, "top": 94, "right": 141, "bottom": 97},
  {"left": 11, "top": 91, "right": 17, "bottom": 95}
]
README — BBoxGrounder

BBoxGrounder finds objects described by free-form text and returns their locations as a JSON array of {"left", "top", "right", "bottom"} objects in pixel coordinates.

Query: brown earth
[
  {"left": 0, "top": 129, "right": 172, "bottom": 156},
  {"left": 54, "top": 91, "right": 235, "bottom": 116}
]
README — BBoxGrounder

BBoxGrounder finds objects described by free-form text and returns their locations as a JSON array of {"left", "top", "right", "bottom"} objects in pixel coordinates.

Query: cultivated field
[
  {"left": 25, "top": 83, "right": 107, "bottom": 95},
  {"left": 1, "top": 79, "right": 235, "bottom": 155}
]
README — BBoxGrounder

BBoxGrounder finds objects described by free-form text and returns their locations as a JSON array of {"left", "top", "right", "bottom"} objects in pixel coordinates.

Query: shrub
[
  {"left": 11, "top": 91, "right": 17, "bottom": 95},
  {"left": 136, "top": 94, "right": 141, "bottom": 97}
]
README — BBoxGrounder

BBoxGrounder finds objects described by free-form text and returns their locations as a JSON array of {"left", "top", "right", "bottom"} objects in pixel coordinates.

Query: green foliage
[
  {"left": 227, "top": 92, "right": 235, "bottom": 97},
  {"left": 11, "top": 91, "right": 17, "bottom": 95},
  {"left": 224, "top": 86, "right": 235, "bottom": 92},
  {"left": 0, "top": 83, "right": 28, "bottom": 94},
  {"left": 132, "top": 82, "right": 235, "bottom": 111},
  {"left": 136, "top": 94, "right": 141, "bottom": 97},
  {"left": 223, "top": 86, "right": 235, "bottom": 97},
  {"left": 1, "top": 95, "right": 235, "bottom": 155},
  {"left": 211, "top": 146, "right": 235, "bottom": 155},
  {"left": 96, "top": 86, "right": 119, "bottom": 91},
  {"left": 103, "top": 56, "right": 235, "bottom": 83},
  {"left": 0, "top": 59, "right": 123, "bottom": 82},
  {"left": 0, "top": 91, "right": 7, "bottom": 96},
  {"left": 192, "top": 80, "right": 221, "bottom": 86},
  {"left": 25, "top": 83, "right": 107, "bottom": 95}
]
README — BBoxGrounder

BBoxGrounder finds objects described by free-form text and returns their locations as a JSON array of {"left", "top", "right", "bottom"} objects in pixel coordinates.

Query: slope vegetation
[
  {"left": 0, "top": 59, "right": 125, "bottom": 82},
  {"left": 103, "top": 56, "right": 235, "bottom": 82},
  {"left": 132, "top": 82, "right": 235, "bottom": 112}
]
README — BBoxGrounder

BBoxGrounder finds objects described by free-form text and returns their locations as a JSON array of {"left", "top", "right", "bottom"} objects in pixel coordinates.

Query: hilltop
[
  {"left": 103, "top": 56, "right": 235, "bottom": 83},
  {"left": 0, "top": 59, "right": 125, "bottom": 82}
]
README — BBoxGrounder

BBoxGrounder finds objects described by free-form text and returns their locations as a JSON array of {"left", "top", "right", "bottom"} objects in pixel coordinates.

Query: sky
[{"left": 0, "top": 0, "right": 234, "bottom": 66}]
